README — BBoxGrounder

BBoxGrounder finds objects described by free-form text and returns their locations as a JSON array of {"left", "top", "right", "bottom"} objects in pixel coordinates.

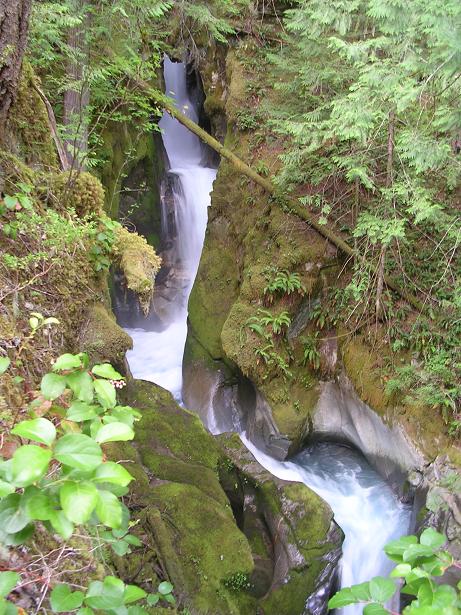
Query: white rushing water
[
  {"left": 240, "top": 434, "right": 411, "bottom": 614},
  {"left": 122, "top": 56, "right": 411, "bottom": 614},
  {"left": 124, "top": 57, "right": 217, "bottom": 400}
]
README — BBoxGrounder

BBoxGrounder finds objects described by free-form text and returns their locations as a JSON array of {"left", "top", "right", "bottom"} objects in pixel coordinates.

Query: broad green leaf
[
  {"left": 112, "top": 541, "right": 129, "bottom": 556},
  {"left": 11, "top": 445, "right": 51, "bottom": 487},
  {"left": 95, "top": 490, "right": 122, "bottom": 528},
  {"left": 2, "top": 598, "right": 19, "bottom": 614},
  {"left": 385, "top": 535, "right": 418, "bottom": 561},
  {"left": 93, "top": 462, "right": 134, "bottom": 487},
  {"left": 23, "top": 489, "right": 54, "bottom": 520},
  {"left": 124, "top": 534, "right": 142, "bottom": 547},
  {"left": 369, "top": 576, "right": 397, "bottom": 603},
  {"left": 94, "top": 379, "right": 116, "bottom": 409},
  {"left": 0, "top": 572, "right": 20, "bottom": 598},
  {"left": 12, "top": 418, "right": 56, "bottom": 446},
  {"left": 50, "top": 584, "right": 84, "bottom": 612},
  {"left": 403, "top": 544, "right": 438, "bottom": 564},
  {"left": 0, "top": 357, "right": 10, "bottom": 375},
  {"left": 146, "top": 594, "right": 159, "bottom": 606},
  {"left": 49, "top": 510, "right": 74, "bottom": 540},
  {"left": 66, "top": 401, "right": 100, "bottom": 422},
  {"left": 3, "top": 196, "right": 17, "bottom": 208},
  {"left": 391, "top": 563, "right": 412, "bottom": 577},
  {"left": 60, "top": 481, "right": 99, "bottom": 524},
  {"left": 417, "top": 579, "right": 434, "bottom": 606},
  {"left": 363, "top": 604, "right": 389, "bottom": 615},
  {"left": 158, "top": 581, "right": 173, "bottom": 595},
  {"left": 0, "top": 495, "right": 29, "bottom": 534},
  {"left": 420, "top": 528, "right": 446, "bottom": 549},
  {"left": 350, "top": 581, "right": 371, "bottom": 601},
  {"left": 432, "top": 584, "right": 457, "bottom": 608},
  {"left": 29, "top": 317, "right": 39, "bottom": 330},
  {"left": 124, "top": 585, "right": 147, "bottom": 604},
  {"left": 53, "top": 354, "right": 84, "bottom": 372},
  {"left": 328, "top": 587, "right": 356, "bottom": 609},
  {"left": 92, "top": 364, "right": 123, "bottom": 380},
  {"left": 66, "top": 371, "right": 94, "bottom": 403},
  {"left": 41, "top": 373, "right": 66, "bottom": 400},
  {"left": 54, "top": 434, "right": 102, "bottom": 471},
  {"left": 85, "top": 577, "right": 125, "bottom": 610},
  {"left": 0, "top": 480, "right": 14, "bottom": 497},
  {"left": 0, "top": 524, "right": 34, "bottom": 546},
  {"left": 94, "top": 422, "right": 134, "bottom": 444}
]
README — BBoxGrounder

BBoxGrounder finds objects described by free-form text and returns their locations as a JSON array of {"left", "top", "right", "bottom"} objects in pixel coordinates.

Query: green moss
[
  {"left": 48, "top": 171, "right": 105, "bottom": 217},
  {"left": 78, "top": 303, "right": 133, "bottom": 367},
  {"left": 7, "top": 61, "right": 57, "bottom": 169},
  {"left": 149, "top": 482, "right": 255, "bottom": 615}
]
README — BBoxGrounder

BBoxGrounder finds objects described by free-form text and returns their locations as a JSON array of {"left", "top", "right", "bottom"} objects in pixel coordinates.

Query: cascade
[
  {"left": 123, "top": 57, "right": 217, "bottom": 401},
  {"left": 120, "top": 56, "right": 411, "bottom": 614}
]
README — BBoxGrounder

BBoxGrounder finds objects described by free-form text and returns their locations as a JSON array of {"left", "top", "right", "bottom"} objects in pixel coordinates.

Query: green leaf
[
  {"left": 350, "top": 581, "right": 371, "bottom": 601},
  {"left": 94, "top": 379, "right": 116, "bottom": 409},
  {"left": 0, "top": 357, "right": 10, "bottom": 375},
  {"left": 0, "top": 495, "right": 29, "bottom": 534},
  {"left": 85, "top": 577, "right": 125, "bottom": 610},
  {"left": 0, "top": 480, "right": 14, "bottom": 497},
  {"left": 60, "top": 481, "right": 99, "bottom": 524},
  {"left": 385, "top": 535, "right": 418, "bottom": 560},
  {"left": 53, "top": 354, "right": 83, "bottom": 372},
  {"left": 124, "top": 585, "right": 147, "bottom": 604},
  {"left": 4, "top": 196, "right": 18, "bottom": 209},
  {"left": 403, "top": 544, "right": 438, "bottom": 563},
  {"left": 41, "top": 373, "right": 66, "bottom": 400},
  {"left": 363, "top": 603, "right": 390, "bottom": 615},
  {"left": 66, "top": 401, "right": 100, "bottom": 422},
  {"left": 54, "top": 434, "right": 102, "bottom": 471},
  {"left": 94, "top": 422, "right": 134, "bottom": 444},
  {"left": 95, "top": 490, "right": 122, "bottom": 528},
  {"left": 146, "top": 594, "right": 159, "bottom": 606},
  {"left": 49, "top": 510, "right": 74, "bottom": 540},
  {"left": 390, "top": 563, "right": 412, "bottom": 577},
  {"left": 420, "top": 528, "right": 446, "bottom": 549},
  {"left": 124, "top": 534, "right": 142, "bottom": 547},
  {"left": 66, "top": 371, "right": 94, "bottom": 403},
  {"left": 93, "top": 462, "right": 134, "bottom": 487},
  {"left": 0, "top": 572, "right": 20, "bottom": 598},
  {"left": 50, "top": 584, "right": 84, "bottom": 612},
  {"left": 92, "top": 364, "right": 123, "bottom": 380},
  {"left": 11, "top": 445, "right": 51, "bottom": 487},
  {"left": 158, "top": 582, "right": 173, "bottom": 595},
  {"left": 369, "top": 576, "right": 397, "bottom": 603},
  {"left": 12, "top": 418, "right": 56, "bottom": 446},
  {"left": 328, "top": 587, "right": 356, "bottom": 609},
  {"left": 112, "top": 541, "right": 129, "bottom": 556},
  {"left": 23, "top": 489, "right": 54, "bottom": 520}
]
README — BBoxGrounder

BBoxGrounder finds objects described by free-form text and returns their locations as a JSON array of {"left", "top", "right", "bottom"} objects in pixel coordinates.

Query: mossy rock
[
  {"left": 47, "top": 171, "right": 105, "bottom": 217},
  {"left": 78, "top": 303, "right": 132, "bottom": 367}
]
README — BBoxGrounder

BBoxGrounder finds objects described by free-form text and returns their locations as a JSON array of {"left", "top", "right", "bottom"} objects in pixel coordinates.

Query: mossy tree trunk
[
  {"left": 63, "top": 0, "right": 89, "bottom": 169},
  {"left": 0, "top": 0, "right": 32, "bottom": 132}
]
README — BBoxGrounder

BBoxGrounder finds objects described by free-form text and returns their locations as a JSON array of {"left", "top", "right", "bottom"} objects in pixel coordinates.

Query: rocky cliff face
[{"left": 182, "top": 36, "right": 461, "bottom": 571}]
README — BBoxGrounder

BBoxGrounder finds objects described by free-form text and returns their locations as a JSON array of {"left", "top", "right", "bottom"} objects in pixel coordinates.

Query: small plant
[
  {"left": 235, "top": 109, "right": 258, "bottom": 131},
  {"left": 301, "top": 334, "right": 321, "bottom": 370},
  {"left": 88, "top": 216, "right": 119, "bottom": 273},
  {"left": 223, "top": 572, "right": 251, "bottom": 592},
  {"left": 1, "top": 183, "right": 34, "bottom": 238},
  {"left": 263, "top": 267, "right": 306, "bottom": 304},
  {"left": 246, "top": 309, "right": 292, "bottom": 336},
  {"left": 255, "top": 161, "right": 270, "bottom": 176},
  {"left": 328, "top": 528, "right": 460, "bottom": 614}
]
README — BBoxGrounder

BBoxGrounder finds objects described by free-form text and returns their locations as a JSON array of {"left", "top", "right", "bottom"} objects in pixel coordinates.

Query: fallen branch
[
  {"left": 144, "top": 82, "right": 430, "bottom": 315},
  {"left": 32, "top": 83, "right": 70, "bottom": 171}
]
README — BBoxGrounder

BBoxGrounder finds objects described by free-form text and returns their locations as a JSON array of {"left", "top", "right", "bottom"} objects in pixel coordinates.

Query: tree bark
[
  {"left": 0, "top": 0, "right": 32, "bottom": 132},
  {"left": 63, "top": 0, "right": 89, "bottom": 169}
]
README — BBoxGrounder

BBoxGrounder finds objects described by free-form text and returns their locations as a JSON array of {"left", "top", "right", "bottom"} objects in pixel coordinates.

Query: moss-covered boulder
[
  {"left": 217, "top": 433, "right": 343, "bottom": 615},
  {"left": 78, "top": 303, "right": 132, "bottom": 368},
  {"left": 109, "top": 380, "right": 256, "bottom": 615}
]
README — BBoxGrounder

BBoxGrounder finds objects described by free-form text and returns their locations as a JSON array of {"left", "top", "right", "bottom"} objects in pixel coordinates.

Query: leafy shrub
[
  {"left": 263, "top": 267, "right": 306, "bottom": 304},
  {"left": 0, "top": 347, "right": 175, "bottom": 613},
  {"left": 329, "top": 529, "right": 460, "bottom": 614}
]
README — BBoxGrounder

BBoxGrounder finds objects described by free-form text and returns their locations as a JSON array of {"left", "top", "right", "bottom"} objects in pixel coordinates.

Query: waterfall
[
  {"left": 121, "top": 56, "right": 411, "bottom": 614},
  {"left": 123, "top": 57, "right": 217, "bottom": 401}
]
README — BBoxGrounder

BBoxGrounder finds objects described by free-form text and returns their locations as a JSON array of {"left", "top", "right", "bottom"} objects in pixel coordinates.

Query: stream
[{"left": 119, "top": 57, "right": 411, "bottom": 614}]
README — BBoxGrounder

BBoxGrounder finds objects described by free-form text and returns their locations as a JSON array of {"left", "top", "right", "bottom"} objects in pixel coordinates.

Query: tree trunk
[
  {"left": 0, "top": 0, "right": 32, "bottom": 131},
  {"left": 63, "top": 0, "right": 89, "bottom": 169}
]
